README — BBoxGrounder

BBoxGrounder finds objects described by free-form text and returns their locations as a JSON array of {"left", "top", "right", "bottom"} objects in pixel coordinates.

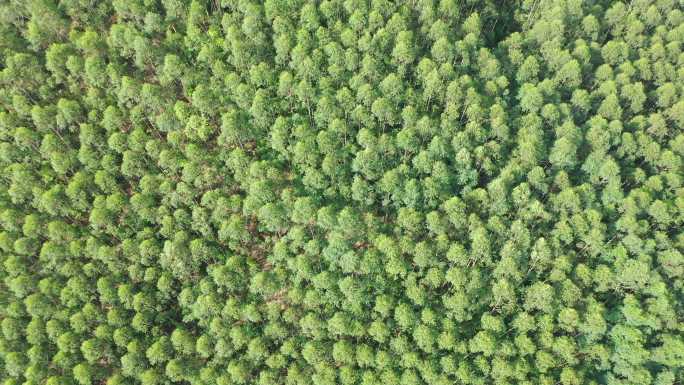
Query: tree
[{"left": 519, "top": 83, "right": 543, "bottom": 113}]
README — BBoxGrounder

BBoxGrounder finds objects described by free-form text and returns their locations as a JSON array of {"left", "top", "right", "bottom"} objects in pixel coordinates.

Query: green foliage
[{"left": 0, "top": 2, "right": 683, "bottom": 385}]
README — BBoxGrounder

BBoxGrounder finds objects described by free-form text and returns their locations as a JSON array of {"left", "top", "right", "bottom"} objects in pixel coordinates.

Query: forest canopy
[{"left": 1, "top": 1, "right": 683, "bottom": 385}]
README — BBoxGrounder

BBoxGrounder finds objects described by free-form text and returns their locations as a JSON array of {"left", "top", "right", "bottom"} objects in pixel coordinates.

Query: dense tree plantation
[{"left": 1, "top": 0, "right": 684, "bottom": 384}]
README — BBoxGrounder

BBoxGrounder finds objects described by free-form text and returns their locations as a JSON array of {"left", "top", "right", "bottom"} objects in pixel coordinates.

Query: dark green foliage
[{"left": 1, "top": 1, "right": 684, "bottom": 385}]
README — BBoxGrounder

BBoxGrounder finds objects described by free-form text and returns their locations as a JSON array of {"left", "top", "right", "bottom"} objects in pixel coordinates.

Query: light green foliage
[{"left": 0, "top": 1, "right": 683, "bottom": 385}]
